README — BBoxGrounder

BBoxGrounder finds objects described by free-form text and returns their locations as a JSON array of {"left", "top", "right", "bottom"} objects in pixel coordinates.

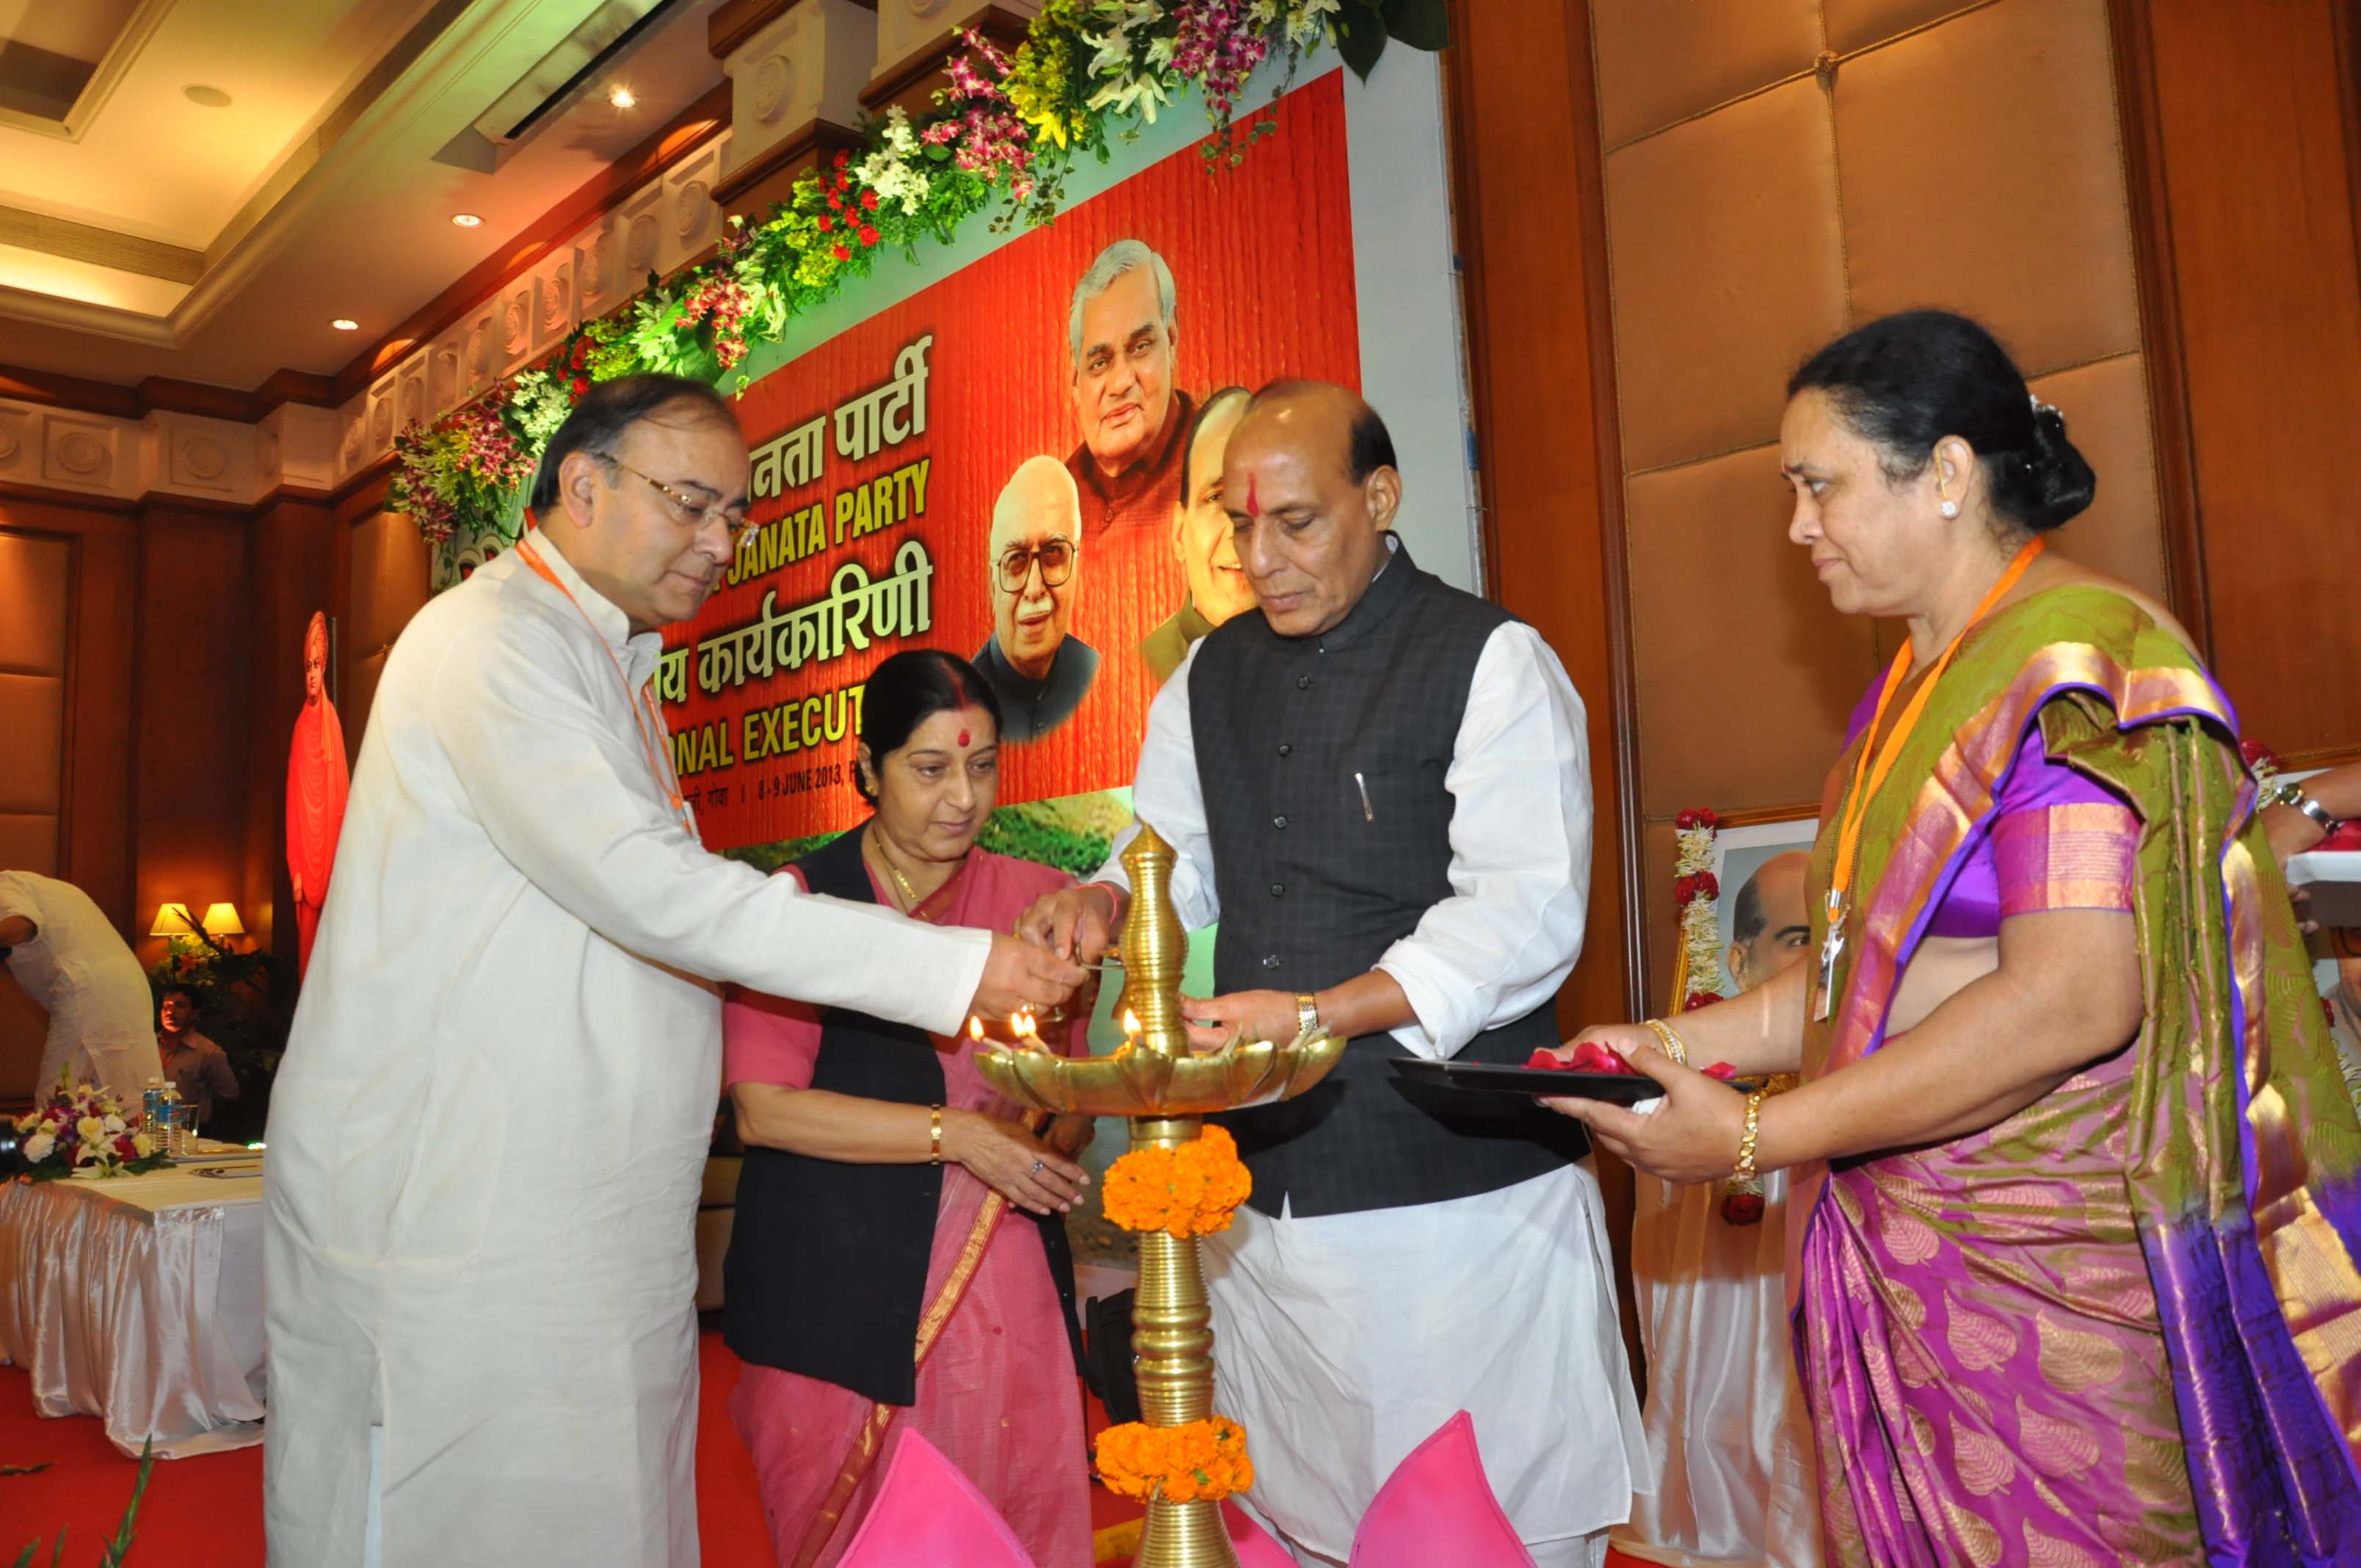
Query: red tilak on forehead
[
  {"left": 1244, "top": 472, "right": 1260, "bottom": 517},
  {"left": 957, "top": 728, "right": 971, "bottom": 747}
]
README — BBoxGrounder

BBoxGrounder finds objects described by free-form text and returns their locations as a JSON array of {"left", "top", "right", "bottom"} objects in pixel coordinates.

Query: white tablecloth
[{"left": 0, "top": 1160, "right": 266, "bottom": 1456}]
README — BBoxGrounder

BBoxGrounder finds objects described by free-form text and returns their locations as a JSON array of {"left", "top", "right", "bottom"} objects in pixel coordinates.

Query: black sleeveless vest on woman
[{"left": 719, "top": 828, "right": 1080, "bottom": 1406}]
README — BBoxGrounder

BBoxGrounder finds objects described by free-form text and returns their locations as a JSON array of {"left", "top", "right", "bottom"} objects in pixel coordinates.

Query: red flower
[
  {"left": 2240, "top": 738, "right": 2282, "bottom": 773},
  {"left": 114, "top": 1133, "right": 137, "bottom": 1158},
  {"left": 570, "top": 377, "right": 590, "bottom": 398},
  {"left": 860, "top": 189, "right": 878, "bottom": 211},
  {"left": 857, "top": 224, "right": 879, "bottom": 247},
  {"left": 815, "top": 215, "right": 832, "bottom": 233},
  {"left": 1719, "top": 1189, "right": 1766, "bottom": 1226},
  {"left": 569, "top": 338, "right": 590, "bottom": 370},
  {"left": 832, "top": 244, "right": 850, "bottom": 261},
  {"left": 1675, "top": 807, "right": 1722, "bottom": 831},
  {"left": 827, "top": 192, "right": 842, "bottom": 211},
  {"left": 1673, "top": 871, "right": 1719, "bottom": 907},
  {"left": 833, "top": 150, "right": 849, "bottom": 170},
  {"left": 1682, "top": 991, "right": 1719, "bottom": 1012}
]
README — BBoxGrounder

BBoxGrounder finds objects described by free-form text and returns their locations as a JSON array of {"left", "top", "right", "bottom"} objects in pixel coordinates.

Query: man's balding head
[
  {"left": 1220, "top": 380, "right": 1402, "bottom": 638},
  {"left": 1727, "top": 850, "right": 1810, "bottom": 993},
  {"left": 990, "top": 457, "right": 1082, "bottom": 681}
]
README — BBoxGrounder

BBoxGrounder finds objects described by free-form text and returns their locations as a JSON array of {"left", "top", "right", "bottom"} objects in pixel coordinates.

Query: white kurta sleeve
[
  {"left": 425, "top": 616, "right": 990, "bottom": 1034},
  {"left": 1376, "top": 622, "right": 1592, "bottom": 1059},
  {"left": 1091, "top": 639, "right": 1222, "bottom": 929}
]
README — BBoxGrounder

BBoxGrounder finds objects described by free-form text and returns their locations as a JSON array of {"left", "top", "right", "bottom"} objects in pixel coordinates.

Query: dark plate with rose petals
[{"left": 1388, "top": 1058, "right": 1672, "bottom": 1104}]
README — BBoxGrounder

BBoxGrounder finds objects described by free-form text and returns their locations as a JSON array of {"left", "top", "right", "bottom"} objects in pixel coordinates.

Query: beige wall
[{"left": 1588, "top": 0, "right": 2166, "bottom": 995}]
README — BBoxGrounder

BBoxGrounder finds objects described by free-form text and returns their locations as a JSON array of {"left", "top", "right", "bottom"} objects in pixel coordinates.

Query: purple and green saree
[{"left": 1789, "top": 584, "right": 2361, "bottom": 1566}]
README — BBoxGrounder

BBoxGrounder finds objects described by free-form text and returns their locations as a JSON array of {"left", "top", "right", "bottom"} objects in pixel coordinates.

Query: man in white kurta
[
  {"left": 1023, "top": 383, "right": 1643, "bottom": 1567},
  {"left": 263, "top": 375, "right": 1081, "bottom": 1567},
  {"left": 0, "top": 870, "right": 163, "bottom": 1100}
]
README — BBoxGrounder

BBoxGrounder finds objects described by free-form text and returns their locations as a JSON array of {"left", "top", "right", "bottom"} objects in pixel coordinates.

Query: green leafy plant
[
  {"left": 383, "top": 1, "right": 1443, "bottom": 547},
  {"left": 10, "top": 1440, "right": 151, "bottom": 1567}
]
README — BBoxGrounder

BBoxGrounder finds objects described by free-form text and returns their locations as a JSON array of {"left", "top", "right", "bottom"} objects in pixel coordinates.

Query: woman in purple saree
[{"left": 1549, "top": 311, "right": 2361, "bottom": 1566}]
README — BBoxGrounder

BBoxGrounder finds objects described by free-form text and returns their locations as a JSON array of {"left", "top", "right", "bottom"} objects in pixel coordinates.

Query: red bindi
[
  {"left": 957, "top": 728, "right": 971, "bottom": 747},
  {"left": 1244, "top": 473, "right": 1260, "bottom": 518}
]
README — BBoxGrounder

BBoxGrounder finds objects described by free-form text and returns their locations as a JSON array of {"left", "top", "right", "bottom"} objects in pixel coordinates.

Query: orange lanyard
[
  {"left": 1814, "top": 536, "right": 2044, "bottom": 1016},
  {"left": 514, "top": 534, "right": 697, "bottom": 838}
]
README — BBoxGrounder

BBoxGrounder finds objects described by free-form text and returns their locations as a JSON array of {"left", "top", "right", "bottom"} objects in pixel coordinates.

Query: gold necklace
[{"left": 868, "top": 822, "right": 925, "bottom": 912}]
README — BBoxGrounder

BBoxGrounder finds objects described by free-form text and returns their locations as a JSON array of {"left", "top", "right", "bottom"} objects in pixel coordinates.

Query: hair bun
[{"left": 2018, "top": 401, "right": 2095, "bottom": 531}]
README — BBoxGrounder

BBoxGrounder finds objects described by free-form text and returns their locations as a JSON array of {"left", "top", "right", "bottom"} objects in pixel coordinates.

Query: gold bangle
[
  {"left": 1294, "top": 991, "right": 1321, "bottom": 1041},
  {"left": 929, "top": 1105, "right": 944, "bottom": 1166},
  {"left": 1733, "top": 1089, "right": 1766, "bottom": 1182},
  {"left": 1641, "top": 1017, "right": 1689, "bottom": 1067}
]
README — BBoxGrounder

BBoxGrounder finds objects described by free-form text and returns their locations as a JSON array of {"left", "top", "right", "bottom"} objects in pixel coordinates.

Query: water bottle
[
  {"left": 158, "top": 1082, "right": 184, "bottom": 1158},
  {"left": 142, "top": 1078, "right": 166, "bottom": 1139}
]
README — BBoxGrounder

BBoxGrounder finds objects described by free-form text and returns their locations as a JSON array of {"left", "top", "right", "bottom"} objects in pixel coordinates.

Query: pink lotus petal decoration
[
  {"left": 1349, "top": 1412, "right": 1537, "bottom": 1568},
  {"left": 834, "top": 1429, "right": 1037, "bottom": 1568}
]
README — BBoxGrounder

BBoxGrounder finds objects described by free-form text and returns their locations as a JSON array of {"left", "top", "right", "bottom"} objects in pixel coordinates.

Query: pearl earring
[{"left": 1940, "top": 500, "right": 1959, "bottom": 518}]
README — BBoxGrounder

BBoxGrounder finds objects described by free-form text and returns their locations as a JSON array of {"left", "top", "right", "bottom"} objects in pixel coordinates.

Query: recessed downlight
[
  {"left": 330, "top": 319, "right": 359, "bottom": 332},
  {"left": 608, "top": 84, "right": 636, "bottom": 109},
  {"left": 451, "top": 213, "right": 483, "bottom": 228},
  {"left": 184, "top": 84, "right": 233, "bottom": 109}
]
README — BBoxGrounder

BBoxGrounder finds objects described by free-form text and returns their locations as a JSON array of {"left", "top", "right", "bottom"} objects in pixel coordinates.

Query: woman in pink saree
[
  {"left": 1548, "top": 312, "right": 2361, "bottom": 1564},
  {"left": 721, "top": 650, "right": 1097, "bottom": 1568}
]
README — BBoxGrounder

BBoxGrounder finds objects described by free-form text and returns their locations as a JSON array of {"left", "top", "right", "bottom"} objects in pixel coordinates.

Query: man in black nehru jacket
[{"left": 1020, "top": 382, "right": 1642, "bottom": 1567}]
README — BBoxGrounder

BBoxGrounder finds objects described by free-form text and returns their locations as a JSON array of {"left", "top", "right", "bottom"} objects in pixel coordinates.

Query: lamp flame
[
  {"left": 1122, "top": 1008, "right": 1140, "bottom": 1038},
  {"left": 968, "top": 1015, "right": 984, "bottom": 1042}
]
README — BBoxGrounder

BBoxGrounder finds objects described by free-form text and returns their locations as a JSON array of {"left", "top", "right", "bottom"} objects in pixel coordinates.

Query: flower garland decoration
[
  {"left": 1095, "top": 1412, "right": 1255, "bottom": 1503},
  {"left": 1667, "top": 808, "right": 1775, "bottom": 1226},
  {"left": 1101, "top": 1123, "right": 1252, "bottom": 1237},
  {"left": 380, "top": 1, "right": 1441, "bottom": 569},
  {"left": 1671, "top": 808, "right": 1724, "bottom": 1015},
  {"left": 12, "top": 1072, "right": 173, "bottom": 1182}
]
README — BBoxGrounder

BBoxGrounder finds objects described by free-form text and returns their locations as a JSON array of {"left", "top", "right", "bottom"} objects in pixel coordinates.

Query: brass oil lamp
[{"left": 976, "top": 823, "right": 1344, "bottom": 1568}]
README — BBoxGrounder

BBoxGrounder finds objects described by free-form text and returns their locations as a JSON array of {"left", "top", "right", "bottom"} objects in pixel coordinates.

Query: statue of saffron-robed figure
[{"left": 286, "top": 611, "right": 349, "bottom": 975}]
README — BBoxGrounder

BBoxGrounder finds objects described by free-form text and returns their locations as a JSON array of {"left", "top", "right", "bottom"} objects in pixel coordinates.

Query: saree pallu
[{"left": 1790, "top": 585, "right": 2361, "bottom": 1567}]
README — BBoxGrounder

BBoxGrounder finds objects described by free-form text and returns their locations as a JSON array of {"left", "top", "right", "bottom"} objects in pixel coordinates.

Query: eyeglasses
[
  {"left": 599, "top": 454, "right": 752, "bottom": 545},
  {"left": 995, "top": 537, "right": 1076, "bottom": 592}
]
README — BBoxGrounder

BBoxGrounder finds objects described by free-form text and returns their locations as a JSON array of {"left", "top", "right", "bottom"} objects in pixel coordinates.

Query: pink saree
[
  {"left": 1789, "top": 587, "right": 2361, "bottom": 1566},
  {"left": 722, "top": 846, "right": 1093, "bottom": 1568}
]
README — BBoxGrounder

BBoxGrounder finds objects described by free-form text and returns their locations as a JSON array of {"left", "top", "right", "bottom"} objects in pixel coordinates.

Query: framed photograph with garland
[{"left": 1667, "top": 810, "right": 1819, "bottom": 1224}]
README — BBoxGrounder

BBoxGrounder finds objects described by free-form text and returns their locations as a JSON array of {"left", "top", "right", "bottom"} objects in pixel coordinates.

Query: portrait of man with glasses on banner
[{"left": 975, "top": 455, "right": 1098, "bottom": 741}]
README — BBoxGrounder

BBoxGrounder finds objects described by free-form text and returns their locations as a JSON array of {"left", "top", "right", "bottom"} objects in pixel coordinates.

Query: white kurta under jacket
[
  {"left": 261, "top": 538, "right": 989, "bottom": 1568},
  {"left": 1098, "top": 617, "right": 1648, "bottom": 1558}
]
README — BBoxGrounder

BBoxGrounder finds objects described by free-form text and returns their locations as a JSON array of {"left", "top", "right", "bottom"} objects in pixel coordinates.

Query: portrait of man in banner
[
  {"left": 1142, "top": 384, "right": 1255, "bottom": 684},
  {"left": 1064, "top": 239, "right": 1192, "bottom": 542},
  {"left": 976, "top": 457, "right": 1098, "bottom": 741}
]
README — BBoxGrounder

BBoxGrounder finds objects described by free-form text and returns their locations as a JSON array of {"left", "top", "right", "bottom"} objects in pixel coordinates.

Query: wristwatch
[{"left": 2269, "top": 779, "right": 2340, "bottom": 835}]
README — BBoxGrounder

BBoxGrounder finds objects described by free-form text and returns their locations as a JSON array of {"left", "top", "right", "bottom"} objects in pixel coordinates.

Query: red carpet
[{"left": 1, "top": 1327, "right": 1144, "bottom": 1566}]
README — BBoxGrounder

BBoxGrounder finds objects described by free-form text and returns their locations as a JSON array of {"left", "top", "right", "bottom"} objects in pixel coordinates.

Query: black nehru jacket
[
  {"left": 720, "top": 828, "right": 1080, "bottom": 1405},
  {"left": 1191, "top": 540, "right": 1587, "bottom": 1219}
]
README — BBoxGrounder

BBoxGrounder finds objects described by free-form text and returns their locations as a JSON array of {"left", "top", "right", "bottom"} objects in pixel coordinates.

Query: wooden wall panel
[
  {"left": 0, "top": 498, "right": 138, "bottom": 1098},
  {"left": 2125, "top": 0, "right": 2361, "bottom": 758},
  {"left": 1447, "top": 0, "right": 1637, "bottom": 1028},
  {"left": 131, "top": 510, "right": 253, "bottom": 965}
]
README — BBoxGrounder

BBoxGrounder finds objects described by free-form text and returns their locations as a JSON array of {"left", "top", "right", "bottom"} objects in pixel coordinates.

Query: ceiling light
[
  {"left": 451, "top": 213, "right": 483, "bottom": 228},
  {"left": 608, "top": 84, "right": 636, "bottom": 109},
  {"left": 184, "top": 84, "right": 233, "bottom": 109},
  {"left": 330, "top": 319, "right": 359, "bottom": 331}
]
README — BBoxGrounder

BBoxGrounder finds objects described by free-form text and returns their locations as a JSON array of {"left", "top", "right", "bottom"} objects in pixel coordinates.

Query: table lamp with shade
[{"left": 148, "top": 901, "right": 245, "bottom": 951}]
